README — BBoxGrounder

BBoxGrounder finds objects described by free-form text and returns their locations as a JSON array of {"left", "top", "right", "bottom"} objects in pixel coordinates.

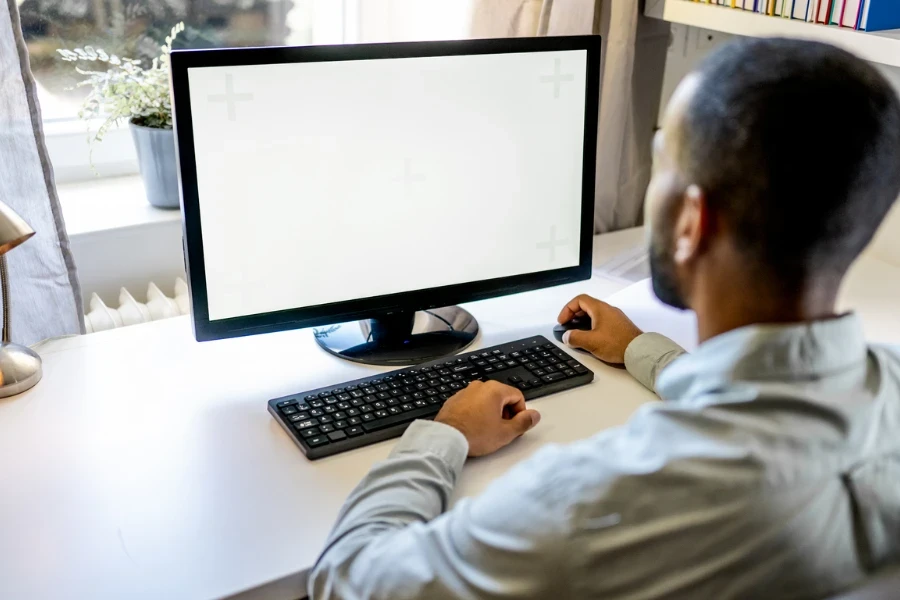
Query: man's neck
[{"left": 690, "top": 275, "right": 842, "bottom": 344}]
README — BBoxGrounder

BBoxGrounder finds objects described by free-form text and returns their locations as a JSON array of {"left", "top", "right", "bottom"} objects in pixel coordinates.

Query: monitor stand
[{"left": 313, "top": 306, "right": 479, "bottom": 366}]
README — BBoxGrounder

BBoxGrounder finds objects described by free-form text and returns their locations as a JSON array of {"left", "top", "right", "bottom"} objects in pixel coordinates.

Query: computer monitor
[{"left": 171, "top": 36, "right": 600, "bottom": 365}]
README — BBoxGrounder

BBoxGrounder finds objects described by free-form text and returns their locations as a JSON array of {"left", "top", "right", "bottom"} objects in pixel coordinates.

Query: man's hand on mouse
[
  {"left": 435, "top": 380, "right": 541, "bottom": 457},
  {"left": 558, "top": 294, "right": 644, "bottom": 364}
]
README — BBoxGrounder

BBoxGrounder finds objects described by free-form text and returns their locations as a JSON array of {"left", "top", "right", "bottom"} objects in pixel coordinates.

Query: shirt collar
[{"left": 655, "top": 313, "right": 868, "bottom": 402}]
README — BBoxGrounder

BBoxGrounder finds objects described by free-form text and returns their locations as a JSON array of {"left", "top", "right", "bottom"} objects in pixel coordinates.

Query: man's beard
[{"left": 649, "top": 235, "right": 689, "bottom": 310}]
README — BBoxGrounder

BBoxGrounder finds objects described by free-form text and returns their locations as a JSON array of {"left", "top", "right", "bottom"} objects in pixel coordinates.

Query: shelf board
[{"left": 645, "top": 0, "right": 900, "bottom": 68}]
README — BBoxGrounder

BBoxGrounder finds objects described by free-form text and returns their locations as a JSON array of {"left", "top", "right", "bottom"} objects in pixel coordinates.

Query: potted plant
[{"left": 58, "top": 23, "right": 185, "bottom": 209}]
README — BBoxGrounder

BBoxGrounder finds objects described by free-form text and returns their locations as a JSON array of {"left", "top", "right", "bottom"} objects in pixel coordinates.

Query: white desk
[{"left": 2, "top": 230, "right": 897, "bottom": 600}]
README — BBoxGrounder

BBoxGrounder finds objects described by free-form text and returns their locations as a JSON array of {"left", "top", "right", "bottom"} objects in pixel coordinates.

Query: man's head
[{"left": 646, "top": 38, "right": 900, "bottom": 311}]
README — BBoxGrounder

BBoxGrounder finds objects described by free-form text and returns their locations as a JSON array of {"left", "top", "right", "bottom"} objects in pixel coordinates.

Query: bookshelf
[{"left": 644, "top": 0, "right": 900, "bottom": 68}]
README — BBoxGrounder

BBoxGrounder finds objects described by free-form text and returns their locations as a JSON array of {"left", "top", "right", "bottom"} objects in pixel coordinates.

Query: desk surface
[{"left": 2, "top": 230, "right": 897, "bottom": 600}]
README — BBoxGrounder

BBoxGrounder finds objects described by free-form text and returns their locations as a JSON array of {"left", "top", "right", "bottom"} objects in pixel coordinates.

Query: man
[{"left": 309, "top": 38, "right": 900, "bottom": 599}]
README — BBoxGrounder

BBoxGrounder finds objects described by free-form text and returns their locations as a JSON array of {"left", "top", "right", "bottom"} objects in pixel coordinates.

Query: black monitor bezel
[{"left": 170, "top": 35, "right": 601, "bottom": 342}]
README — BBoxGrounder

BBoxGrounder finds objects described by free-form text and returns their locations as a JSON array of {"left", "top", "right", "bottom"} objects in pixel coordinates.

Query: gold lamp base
[{"left": 0, "top": 341, "right": 42, "bottom": 398}]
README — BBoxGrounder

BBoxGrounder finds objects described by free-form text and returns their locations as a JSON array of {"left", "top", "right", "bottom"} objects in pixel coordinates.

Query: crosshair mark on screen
[
  {"left": 536, "top": 225, "right": 570, "bottom": 262},
  {"left": 208, "top": 73, "right": 254, "bottom": 121}
]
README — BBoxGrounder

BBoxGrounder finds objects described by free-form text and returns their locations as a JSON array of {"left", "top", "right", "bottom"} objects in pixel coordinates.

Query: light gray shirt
[{"left": 309, "top": 314, "right": 900, "bottom": 599}]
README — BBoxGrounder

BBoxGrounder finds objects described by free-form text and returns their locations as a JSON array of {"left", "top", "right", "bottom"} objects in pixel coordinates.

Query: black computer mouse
[{"left": 552, "top": 315, "right": 593, "bottom": 342}]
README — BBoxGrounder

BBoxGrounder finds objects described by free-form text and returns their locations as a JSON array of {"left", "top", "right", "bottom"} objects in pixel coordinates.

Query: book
[
  {"left": 792, "top": 0, "right": 811, "bottom": 19},
  {"left": 829, "top": 0, "right": 844, "bottom": 24},
  {"left": 860, "top": 0, "right": 900, "bottom": 30},
  {"left": 841, "top": 0, "right": 862, "bottom": 27},
  {"left": 816, "top": 0, "right": 830, "bottom": 22}
]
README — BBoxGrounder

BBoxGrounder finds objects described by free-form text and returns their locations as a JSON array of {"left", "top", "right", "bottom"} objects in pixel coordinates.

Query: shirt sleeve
[
  {"left": 623, "top": 332, "right": 687, "bottom": 395},
  {"left": 308, "top": 420, "right": 574, "bottom": 600}
]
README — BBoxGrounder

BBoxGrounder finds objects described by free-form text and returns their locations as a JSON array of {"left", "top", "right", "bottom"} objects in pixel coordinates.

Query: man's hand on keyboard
[
  {"left": 435, "top": 380, "right": 541, "bottom": 457},
  {"left": 558, "top": 294, "right": 643, "bottom": 364}
]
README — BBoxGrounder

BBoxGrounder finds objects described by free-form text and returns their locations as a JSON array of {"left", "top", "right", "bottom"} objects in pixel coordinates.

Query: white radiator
[{"left": 84, "top": 279, "right": 190, "bottom": 333}]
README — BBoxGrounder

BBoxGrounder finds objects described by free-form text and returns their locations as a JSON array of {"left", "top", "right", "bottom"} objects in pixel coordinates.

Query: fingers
[
  {"left": 562, "top": 328, "right": 596, "bottom": 352},
  {"left": 557, "top": 294, "right": 601, "bottom": 324},
  {"left": 507, "top": 408, "right": 541, "bottom": 436}
]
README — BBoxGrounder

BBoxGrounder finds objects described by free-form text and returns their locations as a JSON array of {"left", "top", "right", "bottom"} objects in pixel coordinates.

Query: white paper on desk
[
  {"left": 592, "top": 245, "right": 650, "bottom": 283},
  {"left": 605, "top": 279, "right": 699, "bottom": 352}
]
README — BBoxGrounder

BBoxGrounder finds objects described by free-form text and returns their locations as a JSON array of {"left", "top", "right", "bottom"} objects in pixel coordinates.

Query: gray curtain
[
  {"left": 1, "top": 0, "right": 85, "bottom": 344},
  {"left": 470, "top": 0, "right": 670, "bottom": 233}
]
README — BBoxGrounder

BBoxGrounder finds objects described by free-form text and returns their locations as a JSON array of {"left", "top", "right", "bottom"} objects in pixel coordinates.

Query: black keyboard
[{"left": 268, "top": 335, "right": 594, "bottom": 459}]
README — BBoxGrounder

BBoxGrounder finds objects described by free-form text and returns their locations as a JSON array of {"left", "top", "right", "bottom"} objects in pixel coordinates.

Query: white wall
[{"left": 659, "top": 25, "right": 900, "bottom": 267}]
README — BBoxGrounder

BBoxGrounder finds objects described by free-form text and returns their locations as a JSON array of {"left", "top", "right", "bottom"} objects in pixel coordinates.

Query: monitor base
[{"left": 313, "top": 306, "right": 479, "bottom": 366}]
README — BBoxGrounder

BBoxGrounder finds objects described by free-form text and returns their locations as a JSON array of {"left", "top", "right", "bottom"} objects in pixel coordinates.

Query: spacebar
[{"left": 363, "top": 406, "right": 440, "bottom": 432}]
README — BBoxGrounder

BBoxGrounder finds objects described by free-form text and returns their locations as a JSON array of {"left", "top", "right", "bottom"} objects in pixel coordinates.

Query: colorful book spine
[{"left": 860, "top": 0, "right": 900, "bottom": 31}]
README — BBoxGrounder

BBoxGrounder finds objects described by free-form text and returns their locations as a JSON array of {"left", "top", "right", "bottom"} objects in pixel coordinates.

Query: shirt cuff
[
  {"left": 390, "top": 419, "right": 469, "bottom": 477},
  {"left": 624, "top": 332, "right": 687, "bottom": 393}
]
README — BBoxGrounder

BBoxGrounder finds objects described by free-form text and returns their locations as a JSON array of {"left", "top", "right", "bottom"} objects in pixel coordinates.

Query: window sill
[{"left": 57, "top": 175, "right": 181, "bottom": 239}]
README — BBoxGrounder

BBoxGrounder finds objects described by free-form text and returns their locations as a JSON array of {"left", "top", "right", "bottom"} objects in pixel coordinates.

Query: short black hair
[{"left": 681, "top": 37, "right": 900, "bottom": 284}]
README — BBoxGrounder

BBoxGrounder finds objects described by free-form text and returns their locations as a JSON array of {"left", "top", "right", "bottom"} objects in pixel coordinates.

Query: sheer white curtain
[
  {"left": 1, "top": 0, "right": 84, "bottom": 344},
  {"left": 470, "top": 0, "right": 670, "bottom": 233}
]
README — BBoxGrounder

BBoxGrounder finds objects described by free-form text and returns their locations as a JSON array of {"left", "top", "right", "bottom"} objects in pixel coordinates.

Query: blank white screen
[{"left": 188, "top": 50, "right": 587, "bottom": 321}]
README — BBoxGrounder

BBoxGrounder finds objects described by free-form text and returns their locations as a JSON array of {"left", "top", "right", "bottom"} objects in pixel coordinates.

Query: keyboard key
[
  {"left": 336, "top": 393, "right": 351, "bottom": 401},
  {"left": 508, "top": 375, "right": 522, "bottom": 383},
  {"left": 318, "top": 391, "right": 332, "bottom": 398},
  {"left": 401, "top": 403, "right": 415, "bottom": 411},
  {"left": 351, "top": 398, "right": 365, "bottom": 407},
  {"left": 390, "top": 388, "right": 403, "bottom": 397},
  {"left": 440, "top": 392, "right": 453, "bottom": 400},
  {"left": 346, "top": 385, "right": 358, "bottom": 391},
  {"left": 346, "top": 426, "right": 364, "bottom": 437},
  {"left": 449, "top": 382, "right": 463, "bottom": 390},
  {"left": 370, "top": 378, "right": 382, "bottom": 385},
  {"left": 334, "top": 420, "right": 348, "bottom": 429},
  {"left": 399, "top": 395, "right": 412, "bottom": 403},
  {"left": 348, "top": 416, "right": 362, "bottom": 425},
  {"left": 309, "top": 408, "right": 324, "bottom": 417},
  {"left": 416, "top": 382, "right": 429, "bottom": 390},
  {"left": 300, "top": 427, "right": 321, "bottom": 437},
  {"left": 567, "top": 360, "right": 579, "bottom": 368},
  {"left": 364, "top": 395, "right": 378, "bottom": 403},
  {"left": 452, "top": 364, "right": 472, "bottom": 373},
  {"left": 412, "top": 391, "right": 426, "bottom": 399},
  {"left": 280, "top": 406, "right": 297, "bottom": 415},
  {"left": 425, "top": 388, "right": 438, "bottom": 397},
  {"left": 542, "top": 373, "right": 565, "bottom": 383},
  {"left": 327, "top": 430, "right": 347, "bottom": 442},
  {"left": 517, "top": 382, "right": 531, "bottom": 390},
  {"left": 350, "top": 390, "right": 364, "bottom": 398},
  {"left": 306, "top": 435, "right": 329, "bottom": 447},
  {"left": 362, "top": 413, "right": 375, "bottom": 422},
  {"left": 437, "top": 385, "right": 451, "bottom": 393},
  {"left": 363, "top": 405, "right": 440, "bottom": 432},
  {"left": 318, "top": 415, "right": 334, "bottom": 424},
  {"left": 332, "top": 387, "right": 345, "bottom": 394},
  {"left": 320, "top": 424, "right": 335, "bottom": 433},
  {"left": 388, "top": 406, "right": 402, "bottom": 415},
  {"left": 387, "top": 398, "right": 400, "bottom": 406},
  {"left": 544, "top": 365, "right": 558, "bottom": 373},
  {"left": 564, "top": 369, "right": 576, "bottom": 377},
  {"left": 483, "top": 366, "right": 495, "bottom": 373},
  {"left": 310, "top": 399, "right": 325, "bottom": 408},
  {"left": 574, "top": 365, "right": 588, "bottom": 374},
  {"left": 505, "top": 361, "right": 517, "bottom": 368},
  {"left": 324, "top": 405, "right": 337, "bottom": 414},
  {"left": 374, "top": 409, "right": 390, "bottom": 418},
  {"left": 384, "top": 375, "right": 395, "bottom": 382},
  {"left": 304, "top": 395, "right": 317, "bottom": 402},
  {"left": 336, "top": 401, "right": 351, "bottom": 410},
  {"left": 360, "top": 405, "right": 373, "bottom": 413},
  {"left": 373, "top": 401, "right": 387, "bottom": 409},
  {"left": 376, "top": 384, "right": 390, "bottom": 392},
  {"left": 528, "top": 378, "right": 542, "bottom": 387},
  {"left": 547, "top": 357, "right": 560, "bottom": 365},
  {"left": 334, "top": 411, "right": 347, "bottom": 420},
  {"left": 533, "top": 369, "right": 546, "bottom": 377},
  {"left": 346, "top": 408, "right": 360, "bottom": 416}
]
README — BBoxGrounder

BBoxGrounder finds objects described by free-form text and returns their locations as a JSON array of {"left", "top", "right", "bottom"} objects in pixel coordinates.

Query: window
[{"left": 19, "top": 0, "right": 474, "bottom": 182}]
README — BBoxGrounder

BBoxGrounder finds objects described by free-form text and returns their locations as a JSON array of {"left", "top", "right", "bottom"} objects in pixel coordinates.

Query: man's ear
[{"left": 673, "top": 184, "right": 709, "bottom": 266}]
